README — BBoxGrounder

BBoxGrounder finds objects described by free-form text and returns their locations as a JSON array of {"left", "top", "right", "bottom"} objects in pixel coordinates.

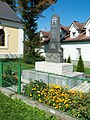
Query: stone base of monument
[
  {"left": 35, "top": 61, "right": 72, "bottom": 75},
  {"left": 22, "top": 61, "right": 84, "bottom": 89},
  {"left": 22, "top": 69, "right": 84, "bottom": 88},
  {"left": 35, "top": 61, "right": 84, "bottom": 78}
]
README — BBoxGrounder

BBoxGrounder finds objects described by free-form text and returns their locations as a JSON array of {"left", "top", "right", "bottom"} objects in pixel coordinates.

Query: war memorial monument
[
  {"left": 22, "top": 14, "right": 84, "bottom": 88},
  {"left": 35, "top": 14, "right": 76, "bottom": 75}
]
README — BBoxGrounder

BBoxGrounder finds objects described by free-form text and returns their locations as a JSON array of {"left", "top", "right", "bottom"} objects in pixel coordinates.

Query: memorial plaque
[{"left": 45, "top": 14, "right": 63, "bottom": 63}]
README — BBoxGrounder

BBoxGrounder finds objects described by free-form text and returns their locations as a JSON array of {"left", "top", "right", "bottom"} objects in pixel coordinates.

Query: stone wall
[{"left": 22, "top": 70, "right": 84, "bottom": 89}]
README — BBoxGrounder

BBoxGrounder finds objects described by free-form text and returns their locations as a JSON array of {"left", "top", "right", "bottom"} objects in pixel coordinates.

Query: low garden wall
[{"left": 22, "top": 70, "right": 84, "bottom": 89}]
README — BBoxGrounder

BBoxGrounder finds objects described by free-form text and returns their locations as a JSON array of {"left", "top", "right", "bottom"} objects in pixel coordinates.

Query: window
[
  {"left": 72, "top": 32, "right": 76, "bottom": 37},
  {"left": 0, "top": 29, "right": 5, "bottom": 46},
  {"left": 76, "top": 48, "right": 81, "bottom": 59},
  {"left": 88, "top": 30, "right": 90, "bottom": 35}
]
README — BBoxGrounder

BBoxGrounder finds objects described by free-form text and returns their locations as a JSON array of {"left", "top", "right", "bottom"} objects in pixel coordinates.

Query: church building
[{"left": 0, "top": 1, "right": 24, "bottom": 58}]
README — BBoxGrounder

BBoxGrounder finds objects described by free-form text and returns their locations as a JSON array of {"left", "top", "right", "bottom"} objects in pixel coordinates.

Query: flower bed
[{"left": 24, "top": 80, "right": 90, "bottom": 120}]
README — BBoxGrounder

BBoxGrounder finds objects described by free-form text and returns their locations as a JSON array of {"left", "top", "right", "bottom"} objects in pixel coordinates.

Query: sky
[{"left": 37, "top": 0, "right": 90, "bottom": 31}]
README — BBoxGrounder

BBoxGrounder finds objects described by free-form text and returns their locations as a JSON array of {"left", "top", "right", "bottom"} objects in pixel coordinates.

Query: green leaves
[
  {"left": 67, "top": 55, "right": 71, "bottom": 63},
  {"left": 77, "top": 55, "right": 85, "bottom": 73}
]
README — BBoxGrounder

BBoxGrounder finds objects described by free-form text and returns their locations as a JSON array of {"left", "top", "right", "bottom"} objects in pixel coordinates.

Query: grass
[
  {"left": 2, "top": 58, "right": 90, "bottom": 75},
  {"left": 2, "top": 59, "right": 34, "bottom": 73},
  {"left": 73, "top": 65, "right": 90, "bottom": 75},
  {"left": 1, "top": 58, "right": 90, "bottom": 75},
  {"left": 0, "top": 91, "right": 57, "bottom": 120}
]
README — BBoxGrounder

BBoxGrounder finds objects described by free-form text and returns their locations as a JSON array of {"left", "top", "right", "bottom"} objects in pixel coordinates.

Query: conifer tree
[
  {"left": 18, "top": 0, "right": 57, "bottom": 63},
  {"left": 67, "top": 55, "right": 71, "bottom": 63},
  {"left": 77, "top": 55, "right": 85, "bottom": 73}
]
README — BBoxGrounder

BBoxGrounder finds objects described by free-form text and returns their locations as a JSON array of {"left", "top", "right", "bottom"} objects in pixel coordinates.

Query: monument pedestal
[
  {"left": 22, "top": 61, "right": 84, "bottom": 89},
  {"left": 35, "top": 61, "right": 73, "bottom": 75}
]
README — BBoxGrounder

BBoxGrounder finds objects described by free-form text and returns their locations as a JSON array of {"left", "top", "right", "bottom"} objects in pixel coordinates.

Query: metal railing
[
  {"left": 0, "top": 58, "right": 21, "bottom": 94},
  {"left": 22, "top": 69, "right": 90, "bottom": 92}
]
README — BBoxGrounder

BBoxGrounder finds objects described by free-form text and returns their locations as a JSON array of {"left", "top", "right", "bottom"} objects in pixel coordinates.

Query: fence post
[
  {"left": 18, "top": 58, "right": 21, "bottom": 94},
  {"left": 47, "top": 72, "right": 50, "bottom": 104},
  {"left": 0, "top": 61, "right": 3, "bottom": 87}
]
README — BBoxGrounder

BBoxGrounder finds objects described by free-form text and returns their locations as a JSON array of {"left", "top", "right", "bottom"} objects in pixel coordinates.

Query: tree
[
  {"left": 67, "top": 55, "right": 71, "bottom": 63},
  {"left": 77, "top": 55, "right": 85, "bottom": 73},
  {"left": 18, "top": 0, "right": 57, "bottom": 64},
  {"left": 0, "top": 0, "right": 17, "bottom": 11}
]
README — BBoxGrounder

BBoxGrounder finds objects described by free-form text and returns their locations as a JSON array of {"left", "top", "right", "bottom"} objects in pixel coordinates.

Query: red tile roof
[
  {"left": 41, "top": 31, "right": 50, "bottom": 36},
  {"left": 63, "top": 31, "right": 90, "bottom": 42},
  {"left": 61, "top": 26, "right": 69, "bottom": 33},
  {"left": 40, "top": 21, "right": 90, "bottom": 43},
  {"left": 73, "top": 21, "right": 85, "bottom": 30}
]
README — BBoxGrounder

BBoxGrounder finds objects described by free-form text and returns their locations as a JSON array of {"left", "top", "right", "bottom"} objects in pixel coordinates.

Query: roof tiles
[{"left": 0, "top": 1, "right": 22, "bottom": 23}]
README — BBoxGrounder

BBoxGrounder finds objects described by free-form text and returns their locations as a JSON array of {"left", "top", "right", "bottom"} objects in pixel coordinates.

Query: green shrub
[
  {"left": 77, "top": 55, "right": 85, "bottom": 73},
  {"left": 64, "top": 58, "right": 67, "bottom": 63},
  {"left": 2, "top": 65, "right": 18, "bottom": 87},
  {"left": 24, "top": 80, "right": 48, "bottom": 102},
  {"left": 67, "top": 55, "right": 71, "bottom": 63},
  {"left": 23, "top": 53, "right": 45, "bottom": 64}
]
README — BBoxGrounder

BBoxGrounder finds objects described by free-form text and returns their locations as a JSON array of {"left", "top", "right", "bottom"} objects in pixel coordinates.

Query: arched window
[{"left": 0, "top": 29, "right": 5, "bottom": 46}]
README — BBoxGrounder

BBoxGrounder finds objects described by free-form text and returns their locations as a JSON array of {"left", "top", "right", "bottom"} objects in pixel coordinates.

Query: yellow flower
[
  {"left": 32, "top": 87, "right": 36, "bottom": 90},
  {"left": 37, "top": 91, "right": 40, "bottom": 93},
  {"left": 56, "top": 100, "right": 59, "bottom": 103},
  {"left": 30, "top": 94, "right": 32, "bottom": 96},
  {"left": 64, "top": 100, "right": 68, "bottom": 104},
  {"left": 58, "top": 98, "right": 63, "bottom": 102},
  {"left": 66, "top": 104, "right": 69, "bottom": 108},
  {"left": 38, "top": 94, "right": 40, "bottom": 96},
  {"left": 55, "top": 106, "right": 59, "bottom": 109},
  {"left": 58, "top": 105, "right": 62, "bottom": 110},
  {"left": 41, "top": 90, "right": 45, "bottom": 94},
  {"left": 38, "top": 99, "right": 42, "bottom": 103}
]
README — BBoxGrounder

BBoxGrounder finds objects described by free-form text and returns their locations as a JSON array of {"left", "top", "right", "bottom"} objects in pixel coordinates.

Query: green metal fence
[
  {"left": 22, "top": 69, "right": 90, "bottom": 92},
  {"left": 0, "top": 58, "right": 21, "bottom": 94},
  {"left": 0, "top": 59, "right": 90, "bottom": 119}
]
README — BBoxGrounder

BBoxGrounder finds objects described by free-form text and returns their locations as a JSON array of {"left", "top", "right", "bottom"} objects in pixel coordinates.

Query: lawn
[
  {"left": 74, "top": 65, "right": 90, "bottom": 75},
  {"left": 0, "top": 91, "right": 57, "bottom": 120},
  {"left": 15, "top": 60, "right": 90, "bottom": 75},
  {"left": 1, "top": 58, "right": 90, "bottom": 75}
]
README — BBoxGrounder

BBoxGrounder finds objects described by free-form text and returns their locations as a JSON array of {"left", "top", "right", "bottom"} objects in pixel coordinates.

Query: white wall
[
  {"left": 62, "top": 42, "right": 90, "bottom": 61},
  {"left": 86, "top": 22, "right": 90, "bottom": 36},
  {"left": 70, "top": 26, "right": 79, "bottom": 38}
]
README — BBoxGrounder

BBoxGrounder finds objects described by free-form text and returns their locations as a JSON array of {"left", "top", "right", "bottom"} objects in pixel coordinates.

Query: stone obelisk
[
  {"left": 35, "top": 14, "right": 74, "bottom": 75},
  {"left": 45, "top": 14, "right": 63, "bottom": 63}
]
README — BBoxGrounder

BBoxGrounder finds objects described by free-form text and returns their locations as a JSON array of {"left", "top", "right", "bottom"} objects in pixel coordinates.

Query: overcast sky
[{"left": 37, "top": 0, "right": 90, "bottom": 31}]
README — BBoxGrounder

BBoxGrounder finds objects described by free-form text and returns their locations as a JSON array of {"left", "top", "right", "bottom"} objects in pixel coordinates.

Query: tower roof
[{"left": 0, "top": 1, "right": 22, "bottom": 23}]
